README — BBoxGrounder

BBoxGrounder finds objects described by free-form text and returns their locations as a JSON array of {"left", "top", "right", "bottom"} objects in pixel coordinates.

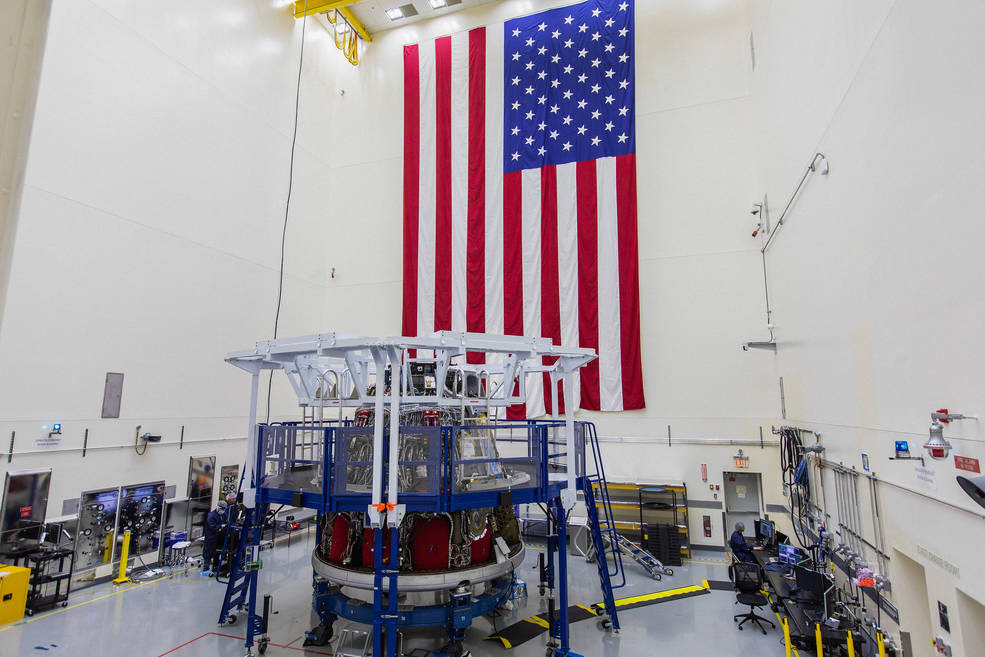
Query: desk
[{"left": 750, "top": 548, "right": 866, "bottom": 656}]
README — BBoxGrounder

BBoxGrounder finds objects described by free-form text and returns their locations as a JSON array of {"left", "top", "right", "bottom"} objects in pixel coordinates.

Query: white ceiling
[{"left": 350, "top": 0, "right": 502, "bottom": 35}]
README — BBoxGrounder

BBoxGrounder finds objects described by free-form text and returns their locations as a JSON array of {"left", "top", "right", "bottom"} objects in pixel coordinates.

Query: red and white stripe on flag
[{"left": 401, "top": 26, "right": 645, "bottom": 414}]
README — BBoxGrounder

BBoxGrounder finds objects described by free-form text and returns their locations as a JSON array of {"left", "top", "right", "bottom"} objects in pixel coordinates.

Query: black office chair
[{"left": 730, "top": 561, "right": 775, "bottom": 634}]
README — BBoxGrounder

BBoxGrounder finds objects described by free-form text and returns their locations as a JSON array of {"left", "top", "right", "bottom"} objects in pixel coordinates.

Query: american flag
[{"left": 401, "top": 0, "right": 644, "bottom": 415}]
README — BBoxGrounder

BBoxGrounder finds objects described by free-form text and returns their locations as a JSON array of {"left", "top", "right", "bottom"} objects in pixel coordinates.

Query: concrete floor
[{"left": 0, "top": 531, "right": 792, "bottom": 657}]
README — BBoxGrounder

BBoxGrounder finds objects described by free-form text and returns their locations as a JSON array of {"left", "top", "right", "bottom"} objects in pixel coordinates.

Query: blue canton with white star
[{"left": 503, "top": 0, "right": 634, "bottom": 173}]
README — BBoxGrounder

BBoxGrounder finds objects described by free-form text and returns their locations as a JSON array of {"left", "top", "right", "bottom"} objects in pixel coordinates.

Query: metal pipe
[
  {"left": 246, "top": 370, "right": 260, "bottom": 504},
  {"left": 387, "top": 347, "right": 401, "bottom": 510},
  {"left": 761, "top": 152, "right": 826, "bottom": 254},
  {"left": 370, "top": 349, "right": 387, "bottom": 510},
  {"left": 562, "top": 368, "right": 577, "bottom": 509}
]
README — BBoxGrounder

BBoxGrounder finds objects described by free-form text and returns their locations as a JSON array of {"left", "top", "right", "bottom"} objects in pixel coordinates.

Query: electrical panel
[
  {"left": 74, "top": 487, "right": 121, "bottom": 573},
  {"left": 117, "top": 481, "right": 165, "bottom": 557}
]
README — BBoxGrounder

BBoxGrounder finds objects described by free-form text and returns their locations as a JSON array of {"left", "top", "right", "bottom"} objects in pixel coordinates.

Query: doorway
[
  {"left": 893, "top": 549, "right": 932, "bottom": 654},
  {"left": 723, "top": 471, "right": 763, "bottom": 545}
]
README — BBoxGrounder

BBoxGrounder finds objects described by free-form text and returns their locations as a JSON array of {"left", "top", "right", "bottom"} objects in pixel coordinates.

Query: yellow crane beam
[{"left": 292, "top": 0, "right": 371, "bottom": 42}]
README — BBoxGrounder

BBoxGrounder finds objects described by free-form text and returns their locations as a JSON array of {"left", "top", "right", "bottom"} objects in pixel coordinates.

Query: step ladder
[
  {"left": 216, "top": 501, "right": 269, "bottom": 654},
  {"left": 581, "top": 422, "right": 626, "bottom": 633},
  {"left": 600, "top": 532, "right": 674, "bottom": 581}
]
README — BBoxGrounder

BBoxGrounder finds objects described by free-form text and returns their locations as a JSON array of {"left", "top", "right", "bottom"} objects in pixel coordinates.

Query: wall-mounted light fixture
[{"left": 924, "top": 409, "right": 973, "bottom": 460}]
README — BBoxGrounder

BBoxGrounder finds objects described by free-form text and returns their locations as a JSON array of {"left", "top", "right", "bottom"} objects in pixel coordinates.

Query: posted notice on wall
[{"left": 914, "top": 465, "right": 937, "bottom": 491}]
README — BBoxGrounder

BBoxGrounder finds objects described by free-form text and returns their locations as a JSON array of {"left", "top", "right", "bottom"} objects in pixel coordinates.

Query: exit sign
[{"left": 954, "top": 456, "right": 981, "bottom": 473}]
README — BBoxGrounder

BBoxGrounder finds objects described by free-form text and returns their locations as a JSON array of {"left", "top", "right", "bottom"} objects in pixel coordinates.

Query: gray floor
[{"left": 0, "top": 531, "right": 792, "bottom": 657}]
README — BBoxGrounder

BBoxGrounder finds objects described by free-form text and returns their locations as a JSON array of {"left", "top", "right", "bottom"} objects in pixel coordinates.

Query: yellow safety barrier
[
  {"left": 847, "top": 630, "right": 855, "bottom": 657},
  {"left": 815, "top": 623, "right": 823, "bottom": 657},
  {"left": 113, "top": 530, "right": 132, "bottom": 584},
  {"left": 877, "top": 632, "right": 887, "bottom": 657},
  {"left": 782, "top": 617, "right": 792, "bottom": 657}
]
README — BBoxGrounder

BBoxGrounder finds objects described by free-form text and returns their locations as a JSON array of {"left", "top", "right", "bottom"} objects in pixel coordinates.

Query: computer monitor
[
  {"left": 759, "top": 519, "right": 775, "bottom": 544},
  {"left": 778, "top": 543, "right": 804, "bottom": 565},
  {"left": 794, "top": 565, "right": 827, "bottom": 599}
]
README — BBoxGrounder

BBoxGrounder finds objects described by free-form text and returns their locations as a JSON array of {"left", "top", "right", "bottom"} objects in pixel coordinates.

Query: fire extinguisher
[{"left": 703, "top": 515, "right": 712, "bottom": 538}]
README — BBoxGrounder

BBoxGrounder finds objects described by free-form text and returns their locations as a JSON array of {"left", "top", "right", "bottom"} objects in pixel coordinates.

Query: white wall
[
  {"left": 0, "top": 0, "right": 349, "bottom": 513},
  {"left": 750, "top": 0, "right": 985, "bottom": 652},
  {"left": 317, "top": 0, "right": 786, "bottom": 545}
]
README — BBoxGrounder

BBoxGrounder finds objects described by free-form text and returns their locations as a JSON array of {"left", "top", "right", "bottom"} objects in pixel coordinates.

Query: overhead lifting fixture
[{"left": 293, "top": 0, "right": 371, "bottom": 66}]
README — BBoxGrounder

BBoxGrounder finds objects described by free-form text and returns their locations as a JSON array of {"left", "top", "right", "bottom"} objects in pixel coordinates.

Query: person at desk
[{"left": 730, "top": 521, "right": 755, "bottom": 563}]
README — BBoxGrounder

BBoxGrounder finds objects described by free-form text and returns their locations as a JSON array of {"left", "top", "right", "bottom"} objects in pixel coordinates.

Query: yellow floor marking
[
  {"left": 597, "top": 580, "right": 710, "bottom": 610},
  {"left": 1, "top": 529, "right": 315, "bottom": 632},
  {"left": 765, "top": 591, "right": 800, "bottom": 657}
]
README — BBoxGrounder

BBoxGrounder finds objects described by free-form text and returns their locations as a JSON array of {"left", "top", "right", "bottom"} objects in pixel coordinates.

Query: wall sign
[
  {"left": 938, "top": 601, "right": 950, "bottom": 632},
  {"left": 219, "top": 465, "right": 240, "bottom": 500},
  {"left": 861, "top": 453, "right": 870, "bottom": 472},
  {"left": 954, "top": 455, "right": 980, "bottom": 473}
]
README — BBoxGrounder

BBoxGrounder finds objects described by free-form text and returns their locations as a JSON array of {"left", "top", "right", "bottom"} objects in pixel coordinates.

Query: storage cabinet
[{"left": 593, "top": 481, "right": 690, "bottom": 562}]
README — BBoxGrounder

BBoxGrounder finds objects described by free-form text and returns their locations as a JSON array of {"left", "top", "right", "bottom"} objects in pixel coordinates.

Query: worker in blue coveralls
[
  {"left": 201, "top": 499, "right": 228, "bottom": 577},
  {"left": 730, "top": 521, "right": 755, "bottom": 563}
]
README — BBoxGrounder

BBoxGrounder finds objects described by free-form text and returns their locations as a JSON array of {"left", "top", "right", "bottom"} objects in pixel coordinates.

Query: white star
[
  {"left": 562, "top": 89, "right": 573, "bottom": 99},
  {"left": 550, "top": 104, "right": 560, "bottom": 113},
  {"left": 512, "top": 151, "right": 520, "bottom": 161},
  {"left": 564, "top": 15, "right": 574, "bottom": 24},
  {"left": 577, "top": 125, "right": 587, "bottom": 135},
  {"left": 618, "top": 106, "right": 629, "bottom": 116},
  {"left": 525, "top": 61, "right": 535, "bottom": 70},
  {"left": 577, "top": 99, "right": 587, "bottom": 109},
  {"left": 525, "top": 37, "right": 535, "bottom": 47},
  {"left": 619, "top": 1, "right": 628, "bottom": 10},
  {"left": 562, "top": 141, "right": 572, "bottom": 151},
  {"left": 511, "top": 100, "right": 520, "bottom": 110},
  {"left": 562, "top": 65, "right": 573, "bottom": 74},
  {"left": 551, "top": 54, "right": 560, "bottom": 63},
  {"left": 590, "top": 58, "right": 601, "bottom": 68},
  {"left": 537, "top": 71, "right": 547, "bottom": 79},
  {"left": 525, "top": 85, "right": 534, "bottom": 95},
  {"left": 551, "top": 79, "right": 561, "bottom": 88},
  {"left": 512, "top": 28, "right": 521, "bottom": 37},
  {"left": 511, "top": 126, "right": 520, "bottom": 135},
  {"left": 525, "top": 110, "right": 535, "bottom": 120},
  {"left": 605, "top": 18, "right": 614, "bottom": 28},
  {"left": 538, "top": 22, "right": 547, "bottom": 31},
  {"left": 552, "top": 29, "right": 561, "bottom": 39},
  {"left": 591, "top": 110, "right": 601, "bottom": 120},
  {"left": 578, "top": 48, "right": 588, "bottom": 58},
  {"left": 538, "top": 46, "right": 547, "bottom": 56},
  {"left": 562, "top": 115, "right": 573, "bottom": 125},
  {"left": 591, "top": 83, "right": 601, "bottom": 93},
  {"left": 604, "top": 69, "right": 615, "bottom": 78},
  {"left": 604, "top": 95, "right": 614, "bottom": 104},
  {"left": 592, "top": 8, "right": 601, "bottom": 17},
  {"left": 525, "top": 136, "right": 534, "bottom": 145},
  {"left": 604, "top": 43, "right": 615, "bottom": 53},
  {"left": 538, "top": 121, "right": 546, "bottom": 130},
  {"left": 538, "top": 96, "right": 546, "bottom": 104},
  {"left": 512, "top": 76, "right": 520, "bottom": 85},
  {"left": 618, "top": 133, "right": 628, "bottom": 143},
  {"left": 591, "top": 136, "right": 601, "bottom": 146},
  {"left": 619, "top": 53, "right": 629, "bottom": 63},
  {"left": 578, "top": 23, "right": 588, "bottom": 32},
  {"left": 563, "top": 39, "right": 574, "bottom": 48},
  {"left": 592, "top": 32, "right": 601, "bottom": 41},
  {"left": 577, "top": 73, "right": 587, "bottom": 83},
  {"left": 538, "top": 146, "right": 546, "bottom": 156},
  {"left": 619, "top": 79, "right": 629, "bottom": 89},
  {"left": 512, "top": 52, "right": 521, "bottom": 61},
  {"left": 604, "top": 121, "right": 614, "bottom": 131},
  {"left": 549, "top": 130, "right": 559, "bottom": 139}
]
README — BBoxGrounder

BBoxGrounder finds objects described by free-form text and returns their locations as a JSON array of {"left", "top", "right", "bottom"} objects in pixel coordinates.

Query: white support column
[
  {"left": 386, "top": 347, "right": 405, "bottom": 527},
  {"left": 368, "top": 348, "right": 387, "bottom": 527},
  {"left": 561, "top": 365, "right": 577, "bottom": 510},
  {"left": 244, "top": 368, "right": 260, "bottom": 508}
]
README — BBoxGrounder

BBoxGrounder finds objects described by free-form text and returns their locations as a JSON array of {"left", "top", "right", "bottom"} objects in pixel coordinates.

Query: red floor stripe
[{"left": 157, "top": 631, "right": 334, "bottom": 657}]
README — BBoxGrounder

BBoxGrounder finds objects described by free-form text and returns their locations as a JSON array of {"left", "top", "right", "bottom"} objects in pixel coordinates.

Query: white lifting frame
[{"left": 226, "top": 331, "right": 596, "bottom": 518}]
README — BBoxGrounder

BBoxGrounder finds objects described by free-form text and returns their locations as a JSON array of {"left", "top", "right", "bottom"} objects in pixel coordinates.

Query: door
[{"left": 723, "top": 471, "right": 762, "bottom": 543}]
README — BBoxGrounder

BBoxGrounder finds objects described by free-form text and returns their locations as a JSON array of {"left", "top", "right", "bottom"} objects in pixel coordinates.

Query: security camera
[{"left": 751, "top": 205, "right": 761, "bottom": 216}]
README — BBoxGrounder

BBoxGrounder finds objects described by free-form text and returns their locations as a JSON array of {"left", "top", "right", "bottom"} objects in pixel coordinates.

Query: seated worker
[
  {"left": 201, "top": 499, "right": 228, "bottom": 577},
  {"left": 729, "top": 521, "right": 755, "bottom": 563}
]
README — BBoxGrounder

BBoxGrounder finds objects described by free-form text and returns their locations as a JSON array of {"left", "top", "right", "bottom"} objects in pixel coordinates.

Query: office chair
[{"left": 730, "top": 561, "right": 775, "bottom": 634}]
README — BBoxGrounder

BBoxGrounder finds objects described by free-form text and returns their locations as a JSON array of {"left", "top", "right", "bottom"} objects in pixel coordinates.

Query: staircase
[
  {"left": 581, "top": 422, "right": 626, "bottom": 633},
  {"left": 216, "top": 501, "right": 269, "bottom": 654}
]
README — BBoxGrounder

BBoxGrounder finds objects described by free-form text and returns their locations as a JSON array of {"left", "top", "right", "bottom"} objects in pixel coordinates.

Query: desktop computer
[
  {"left": 756, "top": 519, "right": 775, "bottom": 546},
  {"left": 778, "top": 543, "right": 807, "bottom": 566}
]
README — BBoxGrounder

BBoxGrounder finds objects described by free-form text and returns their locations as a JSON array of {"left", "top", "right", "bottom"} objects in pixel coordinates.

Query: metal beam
[
  {"left": 292, "top": 0, "right": 372, "bottom": 43},
  {"left": 293, "top": 0, "right": 358, "bottom": 19}
]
